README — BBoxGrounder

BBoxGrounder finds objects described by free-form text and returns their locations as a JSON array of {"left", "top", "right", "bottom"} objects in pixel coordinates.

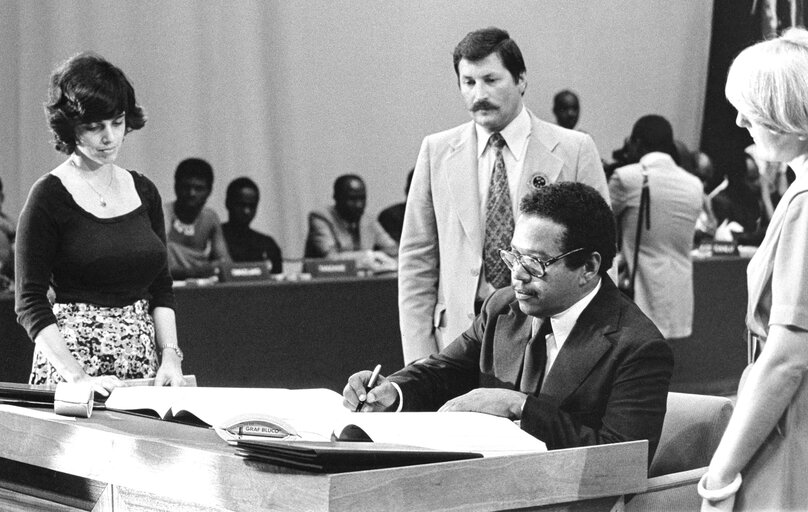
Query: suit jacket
[
  {"left": 609, "top": 152, "right": 703, "bottom": 338},
  {"left": 390, "top": 277, "right": 673, "bottom": 460},
  {"left": 398, "top": 111, "right": 609, "bottom": 364},
  {"left": 304, "top": 206, "right": 397, "bottom": 258}
]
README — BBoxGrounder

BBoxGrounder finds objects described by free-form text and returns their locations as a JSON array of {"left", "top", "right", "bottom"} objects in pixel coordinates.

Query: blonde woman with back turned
[{"left": 701, "top": 27, "right": 808, "bottom": 510}]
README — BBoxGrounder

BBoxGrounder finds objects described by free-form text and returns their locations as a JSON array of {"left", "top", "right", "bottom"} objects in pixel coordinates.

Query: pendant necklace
[{"left": 71, "top": 159, "right": 114, "bottom": 207}]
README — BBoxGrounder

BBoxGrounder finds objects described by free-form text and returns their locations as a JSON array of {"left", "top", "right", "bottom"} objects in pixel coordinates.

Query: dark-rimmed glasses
[{"left": 499, "top": 247, "right": 586, "bottom": 278}]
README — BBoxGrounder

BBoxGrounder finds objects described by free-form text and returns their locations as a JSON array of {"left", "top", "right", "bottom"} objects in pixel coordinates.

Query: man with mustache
[
  {"left": 347, "top": 182, "right": 672, "bottom": 457},
  {"left": 399, "top": 27, "right": 610, "bottom": 365}
]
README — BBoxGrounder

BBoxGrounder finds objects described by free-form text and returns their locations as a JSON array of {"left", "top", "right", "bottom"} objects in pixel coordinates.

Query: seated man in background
[
  {"left": 164, "top": 158, "right": 231, "bottom": 279},
  {"left": 305, "top": 174, "right": 397, "bottom": 258},
  {"left": 710, "top": 150, "right": 768, "bottom": 246},
  {"left": 344, "top": 182, "right": 673, "bottom": 459},
  {"left": 609, "top": 115, "right": 703, "bottom": 340},
  {"left": 221, "top": 177, "right": 282, "bottom": 273},
  {"left": 377, "top": 168, "right": 413, "bottom": 243}
]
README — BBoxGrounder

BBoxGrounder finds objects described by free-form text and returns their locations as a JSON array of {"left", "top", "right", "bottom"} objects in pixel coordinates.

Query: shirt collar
[
  {"left": 476, "top": 106, "right": 530, "bottom": 159},
  {"left": 639, "top": 151, "right": 675, "bottom": 167},
  {"left": 532, "top": 277, "right": 602, "bottom": 343}
]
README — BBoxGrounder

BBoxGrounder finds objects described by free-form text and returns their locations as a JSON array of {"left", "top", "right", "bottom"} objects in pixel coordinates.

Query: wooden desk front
[{"left": 0, "top": 408, "right": 648, "bottom": 511}]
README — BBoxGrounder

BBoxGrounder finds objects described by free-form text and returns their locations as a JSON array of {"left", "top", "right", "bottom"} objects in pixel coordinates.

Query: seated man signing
[
  {"left": 344, "top": 182, "right": 673, "bottom": 460},
  {"left": 164, "top": 158, "right": 231, "bottom": 279}
]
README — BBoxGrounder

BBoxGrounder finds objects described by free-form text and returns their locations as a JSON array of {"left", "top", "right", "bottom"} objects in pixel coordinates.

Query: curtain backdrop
[{"left": 1, "top": 0, "right": 713, "bottom": 259}]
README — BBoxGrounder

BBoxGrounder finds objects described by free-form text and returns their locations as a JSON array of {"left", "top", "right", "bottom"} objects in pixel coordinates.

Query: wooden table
[{"left": 0, "top": 407, "right": 648, "bottom": 511}]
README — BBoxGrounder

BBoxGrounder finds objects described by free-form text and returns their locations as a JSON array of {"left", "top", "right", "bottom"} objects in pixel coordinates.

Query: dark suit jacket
[{"left": 390, "top": 277, "right": 673, "bottom": 461}]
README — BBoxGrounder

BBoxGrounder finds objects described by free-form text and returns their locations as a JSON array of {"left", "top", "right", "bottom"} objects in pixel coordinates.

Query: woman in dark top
[{"left": 15, "top": 52, "right": 184, "bottom": 395}]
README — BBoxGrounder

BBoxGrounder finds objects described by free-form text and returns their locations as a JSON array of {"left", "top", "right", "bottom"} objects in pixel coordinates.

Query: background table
[{"left": 0, "top": 257, "right": 750, "bottom": 395}]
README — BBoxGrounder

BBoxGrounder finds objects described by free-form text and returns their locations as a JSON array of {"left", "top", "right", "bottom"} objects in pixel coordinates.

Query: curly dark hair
[
  {"left": 519, "top": 182, "right": 616, "bottom": 276},
  {"left": 45, "top": 52, "right": 146, "bottom": 154}
]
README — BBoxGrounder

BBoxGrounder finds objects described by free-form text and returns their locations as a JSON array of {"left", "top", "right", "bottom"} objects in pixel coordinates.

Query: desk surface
[{"left": 0, "top": 407, "right": 648, "bottom": 511}]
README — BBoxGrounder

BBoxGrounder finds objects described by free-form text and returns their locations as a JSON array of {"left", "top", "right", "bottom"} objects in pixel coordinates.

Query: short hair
[
  {"left": 631, "top": 114, "right": 677, "bottom": 159},
  {"left": 453, "top": 27, "right": 526, "bottom": 83},
  {"left": 45, "top": 52, "right": 146, "bottom": 154},
  {"left": 226, "top": 177, "right": 259, "bottom": 204},
  {"left": 175, "top": 158, "right": 214, "bottom": 188},
  {"left": 519, "top": 182, "right": 616, "bottom": 276},
  {"left": 333, "top": 174, "right": 365, "bottom": 196},
  {"left": 553, "top": 89, "right": 579, "bottom": 107},
  {"left": 725, "top": 27, "right": 808, "bottom": 135}
]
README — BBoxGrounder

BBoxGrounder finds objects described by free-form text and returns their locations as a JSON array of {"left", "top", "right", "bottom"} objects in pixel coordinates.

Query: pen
[{"left": 355, "top": 364, "right": 382, "bottom": 412}]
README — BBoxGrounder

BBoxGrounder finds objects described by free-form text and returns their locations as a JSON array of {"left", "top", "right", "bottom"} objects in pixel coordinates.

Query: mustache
[{"left": 471, "top": 100, "right": 498, "bottom": 112}]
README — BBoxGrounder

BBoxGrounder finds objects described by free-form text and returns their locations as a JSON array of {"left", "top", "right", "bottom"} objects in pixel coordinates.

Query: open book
[{"left": 103, "top": 386, "right": 546, "bottom": 456}]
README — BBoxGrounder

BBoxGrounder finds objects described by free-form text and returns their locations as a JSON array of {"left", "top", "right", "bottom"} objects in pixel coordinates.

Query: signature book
[{"left": 103, "top": 386, "right": 546, "bottom": 470}]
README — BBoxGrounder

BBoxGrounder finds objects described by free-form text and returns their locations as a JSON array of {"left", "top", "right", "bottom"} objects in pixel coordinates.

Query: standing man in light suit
[{"left": 399, "top": 27, "right": 609, "bottom": 364}]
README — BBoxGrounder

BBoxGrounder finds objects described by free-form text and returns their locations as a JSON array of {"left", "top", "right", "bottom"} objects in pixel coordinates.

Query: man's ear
[{"left": 580, "top": 252, "right": 601, "bottom": 284}]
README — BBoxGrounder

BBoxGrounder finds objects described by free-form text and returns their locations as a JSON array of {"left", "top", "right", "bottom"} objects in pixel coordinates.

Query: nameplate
[
  {"left": 219, "top": 262, "right": 274, "bottom": 282},
  {"left": 303, "top": 259, "right": 359, "bottom": 278},
  {"left": 711, "top": 241, "right": 739, "bottom": 256}
]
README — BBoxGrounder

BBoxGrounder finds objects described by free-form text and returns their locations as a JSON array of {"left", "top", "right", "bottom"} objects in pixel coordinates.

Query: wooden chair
[{"left": 626, "top": 392, "right": 734, "bottom": 511}]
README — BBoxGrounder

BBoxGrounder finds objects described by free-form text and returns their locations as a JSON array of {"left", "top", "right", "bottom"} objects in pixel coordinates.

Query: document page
[
  {"left": 335, "top": 412, "right": 547, "bottom": 456},
  {"left": 105, "top": 386, "right": 348, "bottom": 439}
]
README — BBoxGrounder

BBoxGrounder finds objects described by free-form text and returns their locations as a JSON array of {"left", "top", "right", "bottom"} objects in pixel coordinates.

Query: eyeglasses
[{"left": 499, "top": 247, "right": 586, "bottom": 278}]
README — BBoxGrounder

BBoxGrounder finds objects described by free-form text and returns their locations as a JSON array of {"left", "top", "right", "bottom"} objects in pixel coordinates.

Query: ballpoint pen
[{"left": 355, "top": 364, "right": 382, "bottom": 412}]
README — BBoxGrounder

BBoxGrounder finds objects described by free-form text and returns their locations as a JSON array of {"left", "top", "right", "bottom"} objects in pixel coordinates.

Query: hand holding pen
[{"left": 343, "top": 364, "right": 398, "bottom": 412}]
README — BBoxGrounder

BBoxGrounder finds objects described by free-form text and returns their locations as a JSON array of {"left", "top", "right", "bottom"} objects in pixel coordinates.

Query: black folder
[
  {"left": 234, "top": 439, "right": 482, "bottom": 473},
  {"left": 0, "top": 382, "right": 57, "bottom": 407}
]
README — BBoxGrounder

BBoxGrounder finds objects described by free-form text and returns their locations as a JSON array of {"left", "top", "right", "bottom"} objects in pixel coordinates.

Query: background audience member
[
  {"left": 673, "top": 139, "right": 698, "bottom": 174},
  {"left": 377, "top": 168, "right": 414, "bottom": 243},
  {"left": 399, "top": 27, "right": 608, "bottom": 364},
  {"left": 745, "top": 143, "right": 789, "bottom": 220},
  {"left": 711, "top": 151, "right": 768, "bottom": 245},
  {"left": 0, "top": 176, "right": 15, "bottom": 287},
  {"left": 304, "top": 174, "right": 397, "bottom": 259},
  {"left": 221, "top": 177, "right": 282, "bottom": 273},
  {"left": 684, "top": 149, "right": 720, "bottom": 244},
  {"left": 552, "top": 89, "right": 581, "bottom": 131},
  {"left": 164, "top": 158, "right": 231, "bottom": 279},
  {"left": 609, "top": 114, "right": 703, "bottom": 340},
  {"left": 346, "top": 182, "right": 672, "bottom": 458},
  {"left": 16, "top": 52, "right": 184, "bottom": 393},
  {"left": 703, "top": 27, "right": 808, "bottom": 511}
]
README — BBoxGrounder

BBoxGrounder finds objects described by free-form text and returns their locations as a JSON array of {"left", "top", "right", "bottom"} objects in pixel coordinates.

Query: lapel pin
[{"left": 530, "top": 174, "right": 547, "bottom": 190}]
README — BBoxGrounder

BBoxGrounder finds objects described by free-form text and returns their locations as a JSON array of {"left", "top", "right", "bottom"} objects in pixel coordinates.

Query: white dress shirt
[{"left": 531, "top": 278, "right": 602, "bottom": 381}]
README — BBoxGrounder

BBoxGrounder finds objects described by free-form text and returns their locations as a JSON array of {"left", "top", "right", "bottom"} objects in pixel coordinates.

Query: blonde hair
[{"left": 725, "top": 27, "right": 808, "bottom": 136}]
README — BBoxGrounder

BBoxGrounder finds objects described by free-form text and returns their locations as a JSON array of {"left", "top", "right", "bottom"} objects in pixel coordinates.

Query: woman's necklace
[{"left": 70, "top": 159, "right": 114, "bottom": 207}]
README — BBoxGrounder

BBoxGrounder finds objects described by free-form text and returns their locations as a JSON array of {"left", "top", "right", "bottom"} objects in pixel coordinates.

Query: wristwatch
[{"left": 161, "top": 344, "right": 184, "bottom": 361}]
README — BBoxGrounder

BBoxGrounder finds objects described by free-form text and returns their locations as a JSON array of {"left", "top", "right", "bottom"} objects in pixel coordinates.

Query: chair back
[{"left": 649, "top": 392, "right": 733, "bottom": 478}]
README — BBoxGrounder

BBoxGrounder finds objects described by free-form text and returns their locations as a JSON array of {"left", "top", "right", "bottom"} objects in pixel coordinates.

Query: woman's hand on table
[{"left": 154, "top": 354, "right": 185, "bottom": 386}]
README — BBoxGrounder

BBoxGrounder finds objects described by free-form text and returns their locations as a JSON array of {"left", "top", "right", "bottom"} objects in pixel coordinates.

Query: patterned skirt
[{"left": 29, "top": 299, "right": 159, "bottom": 385}]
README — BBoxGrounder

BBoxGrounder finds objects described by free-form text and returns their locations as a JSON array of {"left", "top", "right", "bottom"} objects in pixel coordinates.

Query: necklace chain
[{"left": 70, "top": 159, "right": 114, "bottom": 207}]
